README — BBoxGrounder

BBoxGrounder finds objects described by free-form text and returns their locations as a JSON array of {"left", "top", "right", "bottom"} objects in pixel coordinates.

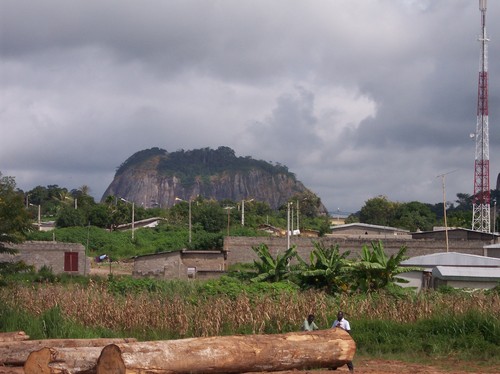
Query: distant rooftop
[
  {"left": 433, "top": 266, "right": 500, "bottom": 282},
  {"left": 331, "top": 223, "right": 409, "bottom": 232},
  {"left": 401, "top": 252, "right": 500, "bottom": 267}
]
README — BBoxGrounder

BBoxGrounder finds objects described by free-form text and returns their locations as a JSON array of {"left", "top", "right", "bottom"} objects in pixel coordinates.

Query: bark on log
[
  {"left": 1, "top": 338, "right": 136, "bottom": 366},
  {"left": 24, "top": 346, "right": 103, "bottom": 374},
  {"left": 0, "top": 367, "right": 25, "bottom": 374},
  {"left": 96, "top": 328, "right": 356, "bottom": 374},
  {"left": 0, "top": 332, "right": 29, "bottom": 343}
]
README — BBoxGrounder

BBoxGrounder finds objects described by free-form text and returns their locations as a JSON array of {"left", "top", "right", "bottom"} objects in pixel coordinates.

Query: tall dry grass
[{"left": 1, "top": 283, "right": 499, "bottom": 338}]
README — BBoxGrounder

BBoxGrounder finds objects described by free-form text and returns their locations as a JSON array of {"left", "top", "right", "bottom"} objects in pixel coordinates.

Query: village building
[
  {"left": 411, "top": 227, "right": 498, "bottom": 241},
  {"left": 482, "top": 243, "right": 500, "bottom": 259},
  {"left": 328, "top": 223, "right": 411, "bottom": 239},
  {"left": 398, "top": 252, "right": 500, "bottom": 291},
  {"left": 132, "top": 249, "right": 227, "bottom": 280},
  {"left": 0, "top": 241, "right": 89, "bottom": 276}
]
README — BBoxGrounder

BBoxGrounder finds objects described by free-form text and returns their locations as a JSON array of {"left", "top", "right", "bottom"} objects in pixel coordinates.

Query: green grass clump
[{"left": 354, "top": 312, "right": 500, "bottom": 363}]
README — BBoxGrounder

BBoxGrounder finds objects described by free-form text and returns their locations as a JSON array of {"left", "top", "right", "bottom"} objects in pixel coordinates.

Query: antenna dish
[{"left": 469, "top": 133, "right": 475, "bottom": 139}]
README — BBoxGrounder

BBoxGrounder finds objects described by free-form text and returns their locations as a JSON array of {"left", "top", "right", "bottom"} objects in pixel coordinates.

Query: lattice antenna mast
[{"left": 472, "top": 0, "right": 491, "bottom": 232}]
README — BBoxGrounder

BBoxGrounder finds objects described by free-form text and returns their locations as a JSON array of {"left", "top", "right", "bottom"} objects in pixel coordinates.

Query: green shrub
[
  {"left": 354, "top": 312, "right": 500, "bottom": 362},
  {"left": 36, "top": 265, "right": 56, "bottom": 283}
]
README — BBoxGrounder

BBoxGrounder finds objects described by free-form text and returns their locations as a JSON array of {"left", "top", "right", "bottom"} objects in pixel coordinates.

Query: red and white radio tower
[{"left": 472, "top": 0, "right": 491, "bottom": 232}]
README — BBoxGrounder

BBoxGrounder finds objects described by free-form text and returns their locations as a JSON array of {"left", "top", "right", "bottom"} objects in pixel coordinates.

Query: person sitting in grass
[{"left": 302, "top": 314, "right": 319, "bottom": 331}]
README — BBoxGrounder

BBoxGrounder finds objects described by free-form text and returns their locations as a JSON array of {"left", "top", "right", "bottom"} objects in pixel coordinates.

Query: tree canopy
[{"left": 0, "top": 173, "right": 32, "bottom": 250}]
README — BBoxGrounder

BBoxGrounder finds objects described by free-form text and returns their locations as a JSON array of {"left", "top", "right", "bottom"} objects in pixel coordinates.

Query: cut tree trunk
[
  {"left": 0, "top": 331, "right": 29, "bottom": 342},
  {"left": 1, "top": 338, "right": 136, "bottom": 366},
  {"left": 23, "top": 329, "right": 355, "bottom": 374},
  {"left": 24, "top": 346, "right": 104, "bottom": 374},
  {"left": 96, "top": 328, "right": 356, "bottom": 374}
]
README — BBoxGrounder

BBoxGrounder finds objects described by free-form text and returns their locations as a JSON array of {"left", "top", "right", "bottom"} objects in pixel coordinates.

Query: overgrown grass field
[{"left": 0, "top": 276, "right": 499, "bottom": 369}]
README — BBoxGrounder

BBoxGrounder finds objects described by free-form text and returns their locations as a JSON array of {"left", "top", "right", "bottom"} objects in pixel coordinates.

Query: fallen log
[
  {"left": 24, "top": 329, "right": 355, "bottom": 374},
  {"left": 0, "top": 331, "right": 29, "bottom": 343},
  {"left": 96, "top": 328, "right": 355, "bottom": 374},
  {"left": 1, "top": 338, "right": 136, "bottom": 366},
  {"left": 24, "top": 346, "right": 104, "bottom": 374}
]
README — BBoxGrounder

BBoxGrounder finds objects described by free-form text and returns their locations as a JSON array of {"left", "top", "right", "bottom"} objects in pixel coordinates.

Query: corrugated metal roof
[
  {"left": 331, "top": 223, "right": 409, "bottom": 232},
  {"left": 401, "top": 252, "right": 500, "bottom": 267},
  {"left": 433, "top": 266, "right": 500, "bottom": 281}
]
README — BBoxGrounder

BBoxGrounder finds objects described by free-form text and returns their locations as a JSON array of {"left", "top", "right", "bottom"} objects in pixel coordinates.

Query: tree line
[{"left": 345, "top": 192, "right": 500, "bottom": 232}]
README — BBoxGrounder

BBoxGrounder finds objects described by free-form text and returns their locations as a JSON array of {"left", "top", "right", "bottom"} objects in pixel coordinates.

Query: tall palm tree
[{"left": 79, "top": 185, "right": 90, "bottom": 195}]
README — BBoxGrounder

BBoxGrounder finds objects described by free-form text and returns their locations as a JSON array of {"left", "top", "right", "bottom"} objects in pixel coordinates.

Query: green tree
[
  {"left": 56, "top": 206, "right": 86, "bottom": 228},
  {"left": 195, "top": 201, "right": 226, "bottom": 233},
  {"left": 0, "top": 173, "right": 33, "bottom": 280},
  {"left": 359, "top": 196, "right": 398, "bottom": 226},
  {"left": 102, "top": 196, "right": 129, "bottom": 231},
  {"left": 349, "top": 241, "right": 414, "bottom": 293},
  {"left": 393, "top": 201, "right": 436, "bottom": 231},
  {"left": 251, "top": 244, "right": 297, "bottom": 283},
  {"left": 87, "top": 204, "right": 111, "bottom": 228},
  {"left": 296, "top": 242, "right": 351, "bottom": 294},
  {"left": 446, "top": 210, "right": 472, "bottom": 229}
]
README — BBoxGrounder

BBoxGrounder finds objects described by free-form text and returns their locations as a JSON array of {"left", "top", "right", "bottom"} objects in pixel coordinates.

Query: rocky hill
[{"left": 101, "top": 146, "right": 327, "bottom": 212}]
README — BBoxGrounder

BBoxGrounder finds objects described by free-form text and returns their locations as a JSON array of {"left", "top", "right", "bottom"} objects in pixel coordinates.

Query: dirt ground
[
  {"left": 89, "top": 260, "right": 133, "bottom": 276},
  {"left": 259, "top": 358, "right": 499, "bottom": 374},
  {"left": 0, "top": 361, "right": 496, "bottom": 374}
]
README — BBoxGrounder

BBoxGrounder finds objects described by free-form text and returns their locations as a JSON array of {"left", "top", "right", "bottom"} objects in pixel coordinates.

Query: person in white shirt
[{"left": 331, "top": 311, "right": 354, "bottom": 373}]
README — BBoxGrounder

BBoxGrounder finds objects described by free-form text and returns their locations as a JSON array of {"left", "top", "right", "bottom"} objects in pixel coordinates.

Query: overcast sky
[{"left": 2, "top": 0, "right": 500, "bottom": 215}]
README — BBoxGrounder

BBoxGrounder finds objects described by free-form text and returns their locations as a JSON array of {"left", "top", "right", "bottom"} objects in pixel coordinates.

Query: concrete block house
[
  {"left": 0, "top": 241, "right": 89, "bottom": 276},
  {"left": 133, "top": 250, "right": 227, "bottom": 280}
]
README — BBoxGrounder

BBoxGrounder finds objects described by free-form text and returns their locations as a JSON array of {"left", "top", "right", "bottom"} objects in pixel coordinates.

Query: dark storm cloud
[{"left": 1, "top": 0, "right": 499, "bottom": 213}]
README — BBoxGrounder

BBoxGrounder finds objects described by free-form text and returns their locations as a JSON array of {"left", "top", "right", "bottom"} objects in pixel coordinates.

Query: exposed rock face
[{"left": 101, "top": 147, "right": 327, "bottom": 212}]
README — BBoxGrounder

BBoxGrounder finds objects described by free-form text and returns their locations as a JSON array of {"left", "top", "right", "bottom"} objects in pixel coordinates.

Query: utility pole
[{"left": 437, "top": 170, "right": 456, "bottom": 253}]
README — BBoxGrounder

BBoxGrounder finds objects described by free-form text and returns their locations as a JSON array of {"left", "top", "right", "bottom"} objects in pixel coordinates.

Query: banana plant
[
  {"left": 350, "top": 240, "right": 414, "bottom": 292},
  {"left": 250, "top": 243, "right": 297, "bottom": 283},
  {"left": 296, "top": 242, "right": 351, "bottom": 294}
]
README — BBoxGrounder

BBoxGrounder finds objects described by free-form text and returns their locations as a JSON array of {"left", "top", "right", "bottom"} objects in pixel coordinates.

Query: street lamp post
[
  {"left": 295, "top": 197, "right": 307, "bottom": 235},
  {"left": 120, "top": 198, "right": 135, "bottom": 240},
  {"left": 29, "top": 203, "right": 41, "bottom": 230},
  {"left": 224, "top": 206, "right": 234, "bottom": 236},
  {"left": 241, "top": 198, "right": 254, "bottom": 226},
  {"left": 296, "top": 200, "right": 299, "bottom": 233},
  {"left": 175, "top": 198, "right": 192, "bottom": 244},
  {"left": 287, "top": 202, "right": 292, "bottom": 250}
]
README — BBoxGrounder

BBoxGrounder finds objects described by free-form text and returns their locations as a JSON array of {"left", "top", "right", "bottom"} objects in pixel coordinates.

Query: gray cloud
[{"left": 1, "top": 0, "right": 499, "bottom": 214}]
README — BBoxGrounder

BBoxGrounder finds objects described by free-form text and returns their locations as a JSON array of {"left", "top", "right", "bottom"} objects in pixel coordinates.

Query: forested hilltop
[{"left": 103, "top": 146, "right": 327, "bottom": 212}]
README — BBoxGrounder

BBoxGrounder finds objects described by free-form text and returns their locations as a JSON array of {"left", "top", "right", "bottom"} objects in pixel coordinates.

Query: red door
[{"left": 64, "top": 252, "right": 79, "bottom": 272}]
